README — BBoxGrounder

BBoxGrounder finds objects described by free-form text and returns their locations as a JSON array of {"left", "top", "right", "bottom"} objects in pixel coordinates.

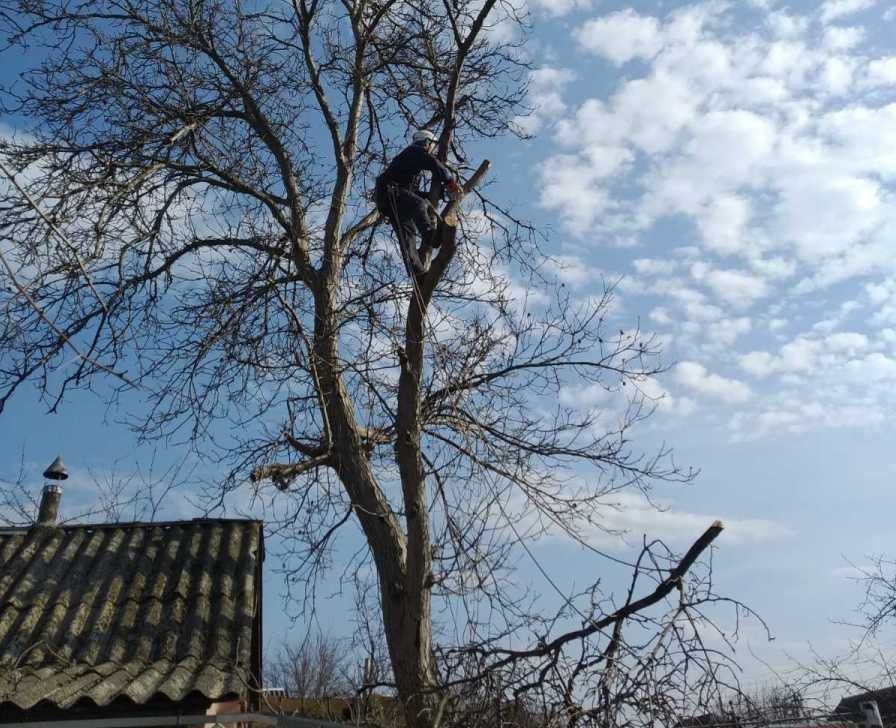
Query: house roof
[
  {"left": 0, "top": 518, "right": 263, "bottom": 711},
  {"left": 837, "top": 686, "right": 896, "bottom": 718}
]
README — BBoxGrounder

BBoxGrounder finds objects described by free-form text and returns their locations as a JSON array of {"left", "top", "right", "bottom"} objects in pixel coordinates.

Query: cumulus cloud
[
  {"left": 558, "top": 382, "right": 611, "bottom": 407},
  {"left": 532, "top": 2, "right": 896, "bottom": 439},
  {"left": 632, "top": 375, "right": 697, "bottom": 416},
  {"left": 844, "top": 352, "right": 896, "bottom": 382},
  {"left": 704, "top": 317, "right": 752, "bottom": 347},
  {"left": 633, "top": 258, "right": 679, "bottom": 276},
  {"left": 820, "top": 0, "right": 876, "bottom": 25},
  {"left": 541, "top": 254, "right": 603, "bottom": 286},
  {"left": 586, "top": 492, "right": 790, "bottom": 547},
  {"left": 826, "top": 331, "right": 869, "bottom": 352},
  {"left": 729, "top": 400, "right": 885, "bottom": 441},
  {"left": 739, "top": 329, "right": 883, "bottom": 382},
  {"left": 527, "top": 0, "right": 591, "bottom": 18},
  {"left": 574, "top": 10, "right": 663, "bottom": 64},
  {"left": 537, "top": 154, "right": 613, "bottom": 233},
  {"left": 675, "top": 361, "right": 752, "bottom": 403},
  {"left": 822, "top": 25, "right": 865, "bottom": 51},
  {"left": 691, "top": 264, "right": 771, "bottom": 308},
  {"left": 866, "top": 57, "right": 896, "bottom": 85},
  {"left": 515, "top": 67, "right": 577, "bottom": 135},
  {"left": 538, "top": 2, "right": 896, "bottom": 285}
]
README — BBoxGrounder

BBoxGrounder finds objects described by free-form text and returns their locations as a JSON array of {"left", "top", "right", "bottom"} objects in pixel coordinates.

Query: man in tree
[
  {"left": 0, "top": 0, "right": 746, "bottom": 725},
  {"left": 375, "top": 129, "right": 460, "bottom": 274}
]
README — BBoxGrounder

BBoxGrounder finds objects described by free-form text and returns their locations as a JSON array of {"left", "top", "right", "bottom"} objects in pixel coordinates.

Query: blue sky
[
  {"left": 3, "top": 0, "right": 896, "bottom": 697},
  {"left": 491, "top": 0, "right": 896, "bottom": 687}
]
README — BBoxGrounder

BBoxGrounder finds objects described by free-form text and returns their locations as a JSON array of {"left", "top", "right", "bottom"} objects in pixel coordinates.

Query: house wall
[
  {"left": 0, "top": 695, "right": 214, "bottom": 725},
  {"left": 206, "top": 698, "right": 247, "bottom": 728}
]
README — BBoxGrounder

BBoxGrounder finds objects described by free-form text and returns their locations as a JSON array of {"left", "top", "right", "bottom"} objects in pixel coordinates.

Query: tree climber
[{"left": 375, "top": 129, "right": 461, "bottom": 275}]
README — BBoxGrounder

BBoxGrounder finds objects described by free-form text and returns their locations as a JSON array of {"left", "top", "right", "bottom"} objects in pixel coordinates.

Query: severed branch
[
  {"left": 250, "top": 452, "right": 333, "bottom": 490},
  {"left": 482, "top": 521, "right": 725, "bottom": 670},
  {"left": 441, "top": 159, "right": 491, "bottom": 226},
  {"left": 419, "top": 159, "right": 491, "bottom": 291}
]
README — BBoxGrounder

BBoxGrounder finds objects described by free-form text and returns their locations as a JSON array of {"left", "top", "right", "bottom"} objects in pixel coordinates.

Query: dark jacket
[{"left": 379, "top": 144, "right": 454, "bottom": 189}]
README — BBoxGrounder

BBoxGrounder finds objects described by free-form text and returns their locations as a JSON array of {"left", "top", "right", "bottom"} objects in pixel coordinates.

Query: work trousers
[{"left": 375, "top": 179, "right": 435, "bottom": 248}]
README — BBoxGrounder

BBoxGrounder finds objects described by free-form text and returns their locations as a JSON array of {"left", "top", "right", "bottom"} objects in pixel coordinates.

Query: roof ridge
[{"left": 57, "top": 517, "right": 263, "bottom": 530}]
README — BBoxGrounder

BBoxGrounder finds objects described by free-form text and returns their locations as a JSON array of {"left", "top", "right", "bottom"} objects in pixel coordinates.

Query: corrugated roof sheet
[
  {"left": 838, "top": 687, "right": 895, "bottom": 717},
  {"left": 0, "top": 519, "right": 262, "bottom": 710}
]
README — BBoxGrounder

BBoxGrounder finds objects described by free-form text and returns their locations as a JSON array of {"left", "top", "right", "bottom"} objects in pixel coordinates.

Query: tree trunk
[
  {"left": 383, "top": 582, "right": 440, "bottom": 728},
  {"left": 314, "top": 276, "right": 439, "bottom": 728}
]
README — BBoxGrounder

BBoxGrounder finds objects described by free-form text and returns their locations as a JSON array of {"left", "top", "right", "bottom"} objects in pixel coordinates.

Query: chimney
[
  {"left": 37, "top": 455, "right": 68, "bottom": 526},
  {"left": 862, "top": 702, "right": 883, "bottom": 728}
]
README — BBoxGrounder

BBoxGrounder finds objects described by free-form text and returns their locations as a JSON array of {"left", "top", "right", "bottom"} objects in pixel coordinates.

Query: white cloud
[
  {"left": 694, "top": 194, "right": 751, "bottom": 255},
  {"left": 819, "top": 56, "right": 858, "bottom": 95},
  {"left": 818, "top": 103, "right": 896, "bottom": 178},
  {"left": 739, "top": 351, "right": 777, "bottom": 378},
  {"left": 675, "top": 361, "right": 752, "bottom": 403},
  {"left": 739, "top": 330, "right": 878, "bottom": 383},
  {"left": 825, "top": 331, "right": 869, "bottom": 352},
  {"left": 844, "top": 352, "right": 896, "bottom": 382},
  {"left": 632, "top": 375, "right": 696, "bottom": 416},
  {"left": 587, "top": 492, "right": 790, "bottom": 547},
  {"left": 515, "top": 67, "right": 576, "bottom": 135},
  {"left": 820, "top": 0, "right": 876, "bottom": 25},
  {"left": 537, "top": 154, "right": 613, "bottom": 233},
  {"left": 750, "top": 256, "right": 796, "bottom": 280},
  {"left": 866, "top": 57, "right": 896, "bottom": 85},
  {"left": 822, "top": 25, "right": 865, "bottom": 51},
  {"left": 559, "top": 382, "right": 611, "bottom": 407},
  {"left": 831, "top": 564, "right": 872, "bottom": 580},
  {"left": 532, "top": 2, "right": 896, "bottom": 442},
  {"left": 540, "top": 4, "right": 896, "bottom": 289},
  {"left": 542, "top": 254, "right": 601, "bottom": 286},
  {"left": 780, "top": 337, "right": 822, "bottom": 371},
  {"left": 771, "top": 175, "right": 883, "bottom": 261},
  {"left": 649, "top": 307, "right": 673, "bottom": 326},
  {"left": 729, "top": 400, "right": 885, "bottom": 441},
  {"left": 633, "top": 258, "right": 679, "bottom": 276},
  {"left": 767, "top": 11, "right": 809, "bottom": 39},
  {"left": 704, "top": 317, "right": 752, "bottom": 347},
  {"left": 698, "top": 267, "right": 771, "bottom": 308},
  {"left": 527, "top": 0, "right": 591, "bottom": 18},
  {"left": 574, "top": 10, "right": 663, "bottom": 65}
]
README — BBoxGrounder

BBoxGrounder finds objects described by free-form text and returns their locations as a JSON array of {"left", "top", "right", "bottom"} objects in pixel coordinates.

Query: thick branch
[
  {"left": 250, "top": 452, "right": 333, "bottom": 489},
  {"left": 484, "top": 521, "right": 725, "bottom": 668}
]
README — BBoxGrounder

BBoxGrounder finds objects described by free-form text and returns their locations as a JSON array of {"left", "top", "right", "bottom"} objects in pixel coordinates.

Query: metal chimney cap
[{"left": 42, "top": 455, "right": 68, "bottom": 481}]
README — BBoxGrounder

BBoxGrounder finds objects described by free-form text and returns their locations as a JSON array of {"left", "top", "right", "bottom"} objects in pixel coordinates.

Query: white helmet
[{"left": 412, "top": 129, "right": 437, "bottom": 145}]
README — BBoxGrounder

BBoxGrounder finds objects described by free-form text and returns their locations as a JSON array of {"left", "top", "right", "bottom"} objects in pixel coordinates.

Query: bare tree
[
  {"left": 789, "top": 557, "right": 896, "bottom": 714},
  {"left": 0, "top": 1, "right": 752, "bottom": 725},
  {"left": 853, "top": 556, "right": 896, "bottom": 637},
  {"left": 267, "top": 633, "right": 350, "bottom": 699},
  {"left": 726, "top": 684, "right": 808, "bottom": 722}
]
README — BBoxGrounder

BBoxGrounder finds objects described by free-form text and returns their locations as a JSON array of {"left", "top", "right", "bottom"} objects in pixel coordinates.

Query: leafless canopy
[
  {"left": 266, "top": 633, "right": 350, "bottom": 699},
  {"left": 0, "top": 0, "right": 752, "bottom": 725}
]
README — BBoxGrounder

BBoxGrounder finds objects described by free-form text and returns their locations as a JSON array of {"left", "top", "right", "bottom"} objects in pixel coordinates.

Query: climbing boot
[{"left": 403, "top": 237, "right": 428, "bottom": 275}]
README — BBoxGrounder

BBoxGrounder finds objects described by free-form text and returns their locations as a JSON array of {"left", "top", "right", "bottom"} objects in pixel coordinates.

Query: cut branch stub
[
  {"left": 442, "top": 159, "right": 490, "bottom": 227},
  {"left": 427, "top": 159, "right": 491, "bottom": 254}
]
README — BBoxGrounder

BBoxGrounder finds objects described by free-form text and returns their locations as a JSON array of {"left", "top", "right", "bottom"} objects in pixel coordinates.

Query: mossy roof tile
[{"left": 0, "top": 519, "right": 262, "bottom": 710}]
